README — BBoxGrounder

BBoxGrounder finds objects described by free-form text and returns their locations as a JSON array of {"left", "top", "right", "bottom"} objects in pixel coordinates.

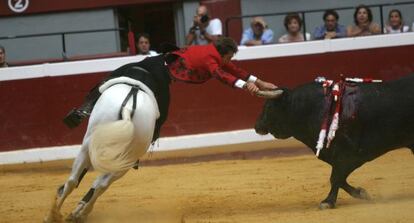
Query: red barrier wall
[{"left": 0, "top": 45, "right": 413, "bottom": 151}]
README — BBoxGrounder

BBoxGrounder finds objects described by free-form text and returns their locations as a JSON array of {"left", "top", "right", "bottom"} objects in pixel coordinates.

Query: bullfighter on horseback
[
  {"left": 63, "top": 37, "right": 277, "bottom": 141},
  {"left": 47, "top": 37, "right": 278, "bottom": 222}
]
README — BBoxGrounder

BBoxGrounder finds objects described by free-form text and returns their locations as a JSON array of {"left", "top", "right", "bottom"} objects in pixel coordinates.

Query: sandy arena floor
[{"left": 0, "top": 139, "right": 413, "bottom": 223}]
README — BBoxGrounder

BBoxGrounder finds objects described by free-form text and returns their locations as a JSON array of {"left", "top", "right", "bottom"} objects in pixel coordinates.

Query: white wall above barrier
[{"left": 1, "top": 32, "right": 414, "bottom": 82}]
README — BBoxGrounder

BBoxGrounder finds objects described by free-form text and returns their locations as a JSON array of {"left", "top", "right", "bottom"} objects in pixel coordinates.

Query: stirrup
[{"left": 63, "top": 108, "right": 89, "bottom": 129}]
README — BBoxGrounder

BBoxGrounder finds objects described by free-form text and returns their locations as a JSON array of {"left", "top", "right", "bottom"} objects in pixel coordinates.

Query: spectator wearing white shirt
[
  {"left": 186, "top": 5, "right": 222, "bottom": 45},
  {"left": 136, "top": 33, "right": 158, "bottom": 56},
  {"left": 384, "top": 9, "right": 409, "bottom": 34}
]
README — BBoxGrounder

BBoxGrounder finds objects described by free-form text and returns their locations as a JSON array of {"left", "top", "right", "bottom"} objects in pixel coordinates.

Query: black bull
[{"left": 255, "top": 74, "right": 414, "bottom": 209}]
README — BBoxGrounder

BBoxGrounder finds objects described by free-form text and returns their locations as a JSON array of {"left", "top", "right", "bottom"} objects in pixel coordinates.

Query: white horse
[{"left": 44, "top": 77, "right": 160, "bottom": 222}]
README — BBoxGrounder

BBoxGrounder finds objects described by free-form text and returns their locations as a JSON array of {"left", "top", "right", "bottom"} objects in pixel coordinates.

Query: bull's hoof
[
  {"left": 356, "top": 187, "right": 371, "bottom": 200},
  {"left": 319, "top": 201, "right": 335, "bottom": 210}
]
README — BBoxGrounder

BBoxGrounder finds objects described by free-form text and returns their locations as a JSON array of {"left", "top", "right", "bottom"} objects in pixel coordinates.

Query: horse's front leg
[
  {"left": 44, "top": 143, "right": 91, "bottom": 223},
  {"left": 66, "top": 170, "right": 128, "bottom": 222}
]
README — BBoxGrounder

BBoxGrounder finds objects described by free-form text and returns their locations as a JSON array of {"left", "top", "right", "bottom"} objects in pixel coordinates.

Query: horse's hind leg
[
  {"left": 44, "top": 144, "right": 91, "bottom": 223},
  {"left": 57, "top": 143, "right": 91, "bottom": 209},
  {"left": 67, "top": 170, "right": 128, "bottom": 222}
]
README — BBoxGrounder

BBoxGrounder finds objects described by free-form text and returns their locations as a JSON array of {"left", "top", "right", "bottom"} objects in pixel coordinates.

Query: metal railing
[
  {"left": 225, "top": 1, "right": 414, "bottom": 40},
  {"left": 0, "top": 28, "right": 127, "bottom": 60}
]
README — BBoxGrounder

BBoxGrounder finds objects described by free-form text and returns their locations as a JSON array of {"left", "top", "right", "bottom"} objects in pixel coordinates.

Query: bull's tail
[{"left": 89, "top": 107, "right": 137, "bottom": 173}]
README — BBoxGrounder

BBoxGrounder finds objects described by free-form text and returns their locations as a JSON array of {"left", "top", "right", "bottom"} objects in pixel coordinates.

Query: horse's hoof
[
  {"left": 319, "top": 201, "right": 335, "bottom": 210},
  {"left": 44, "top": 212, "right": 62, "bottom": 223},
  {"left": 44, "top": 213, "right": 63, "bottom": 223},
  {"left": 65, "top": 213, "right": 76, "bottom": 223},
  {"left": 43, "top": 205, "right": 63, "bottom": 223},
  {"left": 357, "top": 187, "right": 371, "bottom": 200},
  {"left": 66, "top": 213, "right": 86, "bottom": 223}
]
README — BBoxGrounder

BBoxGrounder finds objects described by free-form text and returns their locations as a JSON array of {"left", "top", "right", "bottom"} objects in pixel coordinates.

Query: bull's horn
[{"left": 256, "top": 89, "right": 284, "bottom": 99}]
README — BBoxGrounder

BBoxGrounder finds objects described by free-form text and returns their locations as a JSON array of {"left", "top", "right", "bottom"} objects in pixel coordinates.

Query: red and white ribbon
[
  {"left": 345, "top": 77, "right": 382, "bottom": 83},
  {"left": 314, "top": 75, "right": 382, "bottom": 157}
]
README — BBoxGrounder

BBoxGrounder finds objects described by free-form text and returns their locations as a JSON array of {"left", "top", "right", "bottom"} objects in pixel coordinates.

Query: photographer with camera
[{"left": 186, "top": 5, "right": 222, "bottom": 45}]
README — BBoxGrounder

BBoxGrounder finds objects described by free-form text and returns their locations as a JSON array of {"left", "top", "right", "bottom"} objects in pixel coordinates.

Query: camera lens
[{"left": 200, "top": 15, "right": 209, "bottom": 23}]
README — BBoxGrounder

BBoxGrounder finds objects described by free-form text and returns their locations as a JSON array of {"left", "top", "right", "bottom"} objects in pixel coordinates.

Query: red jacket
[{"left": 168, "top": 44, "right": 250, "bottom": 87}]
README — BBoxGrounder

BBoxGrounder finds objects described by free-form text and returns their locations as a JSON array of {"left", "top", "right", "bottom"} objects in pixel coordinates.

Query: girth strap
[{"left": 119, "top": 85, "right": 140, "bottom": 120}]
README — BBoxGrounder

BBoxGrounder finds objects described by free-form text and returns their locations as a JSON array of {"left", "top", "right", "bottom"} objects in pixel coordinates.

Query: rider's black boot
[{"left": 63, "top": 86, "right": 101, "bottom": 128}]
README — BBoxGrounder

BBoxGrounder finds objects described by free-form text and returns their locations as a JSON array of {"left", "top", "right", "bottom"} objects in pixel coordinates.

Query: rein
[{"left": 314, "top": 75, "right": 382, "bottom": 157}]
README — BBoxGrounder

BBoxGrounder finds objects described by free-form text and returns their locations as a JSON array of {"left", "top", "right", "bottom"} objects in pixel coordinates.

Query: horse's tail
[{"left": 89, "top": 107, "right": 137, "bottom": 173}]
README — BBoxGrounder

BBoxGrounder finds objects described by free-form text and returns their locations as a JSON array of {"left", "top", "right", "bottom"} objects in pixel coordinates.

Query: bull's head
[{"left": 255, "top": 89, "right": 292, "bottom": 139}]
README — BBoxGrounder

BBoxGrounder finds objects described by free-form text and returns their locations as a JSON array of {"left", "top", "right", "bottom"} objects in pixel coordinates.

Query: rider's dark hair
[
  {"left": 0, "top": 45, "right": 5, "bottom": 53},
  {"left": 214, "top": 37, "right": 238, "bottom": 57}
]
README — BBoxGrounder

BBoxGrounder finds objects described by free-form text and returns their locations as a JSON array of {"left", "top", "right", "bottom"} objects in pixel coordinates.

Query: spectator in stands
[
  {"left": 313, "top": 10, "right": 346, "bottom": 40},
  {"left": 136, "top": 33, "right": 157, "bottom": 56},
  {"left": 0, "top": 46, "right": 8, "bottom": 68},
  {"left": 186, "top": 5, "right": 222, "bottom": 45},
  {"left": 278, "top": 13, "right": 310, "bottom": 43},
  {"left": 347, "top": 5, "right": 381, "bottom": 37},
  {"left": 384, "top": 9, "right": 409, "bottom": 34},
  {"left": 240, "top": 17, "right": 274, "bottom": 46}
]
